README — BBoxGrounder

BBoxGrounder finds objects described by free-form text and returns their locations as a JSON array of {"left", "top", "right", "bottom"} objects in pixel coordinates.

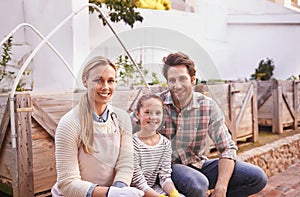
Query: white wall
[
  {"left": 23, "top": 0, "right": 89, "bottom": 92},
  {"left": 89, "top": 0, "right": 300, "bottom": 81},
  {"left": 1, "top": 0, "right": 300, "bottom": 92},
  {"left": 0, "top": 0, "right": 89, "bottom": 93},
  {"left": 0, "top": 0, "right": 25, "bottom": 44},
  {"left": 224, "top": 24, "right": 300, "bottom": 80},
  {"left": 89, "top": 9, "right": 222, "bottom": 81}
]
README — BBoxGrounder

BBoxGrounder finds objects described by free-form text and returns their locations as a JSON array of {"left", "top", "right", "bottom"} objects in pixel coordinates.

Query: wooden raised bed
[
  {"left": 0, "top": 92, "right": 82, "bottom": 197},
  {"left": 257, "top": 80, "right": 300, "bottom": 133},
  {"left": 0, "top": 89, "right": 143, "bottom": 197},
  {"left": 195, "top": 81, "right": 258, "bottom": 143}
]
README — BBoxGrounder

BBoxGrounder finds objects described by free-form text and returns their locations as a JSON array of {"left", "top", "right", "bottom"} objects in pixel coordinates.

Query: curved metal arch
[{"left": 3, "top": 3, "right": 147, "bottom": 148}]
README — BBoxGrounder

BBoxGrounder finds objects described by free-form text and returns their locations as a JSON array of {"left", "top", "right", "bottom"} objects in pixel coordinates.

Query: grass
[
  {"left": 237, "top": 126, "right": 300, "bottom": 153},
  {"left": 208, "top": 126, "right": 300, "bottom": 157}
]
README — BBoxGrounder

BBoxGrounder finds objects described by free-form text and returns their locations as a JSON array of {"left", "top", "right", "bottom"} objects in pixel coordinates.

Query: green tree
[
  {"left": 89, "top": 0, "right": 143, "bottom": 28},
  {"left": 251, "top": 58, "right": 275, "bottom": 80}
]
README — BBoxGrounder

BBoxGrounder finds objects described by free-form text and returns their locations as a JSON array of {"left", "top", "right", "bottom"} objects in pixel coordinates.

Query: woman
[{"left": 51, "top": 56, "right": 144, "bottom": 197}]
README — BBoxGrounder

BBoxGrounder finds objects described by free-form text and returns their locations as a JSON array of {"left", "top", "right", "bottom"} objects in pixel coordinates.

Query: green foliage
[
  {"left": 115, "top": 55, "right": 146, "bottom": 87},
  {"left": 251, "top": 58, "right": 275, "bottom": 81},
  {"left": 151, "top": 72, "right": 160, "bottom": 85},
  {"left": 0, "top": 36, "right": 31, "bottom": 92},
  {"left": 0, "top": 36, "right": 13, "bottom": 82},
  {"left": 89, "top": 0, "right": 143, "bottom": 28},
  {"left": 115, "top": 55, "right": 164, "bottom": 88}
]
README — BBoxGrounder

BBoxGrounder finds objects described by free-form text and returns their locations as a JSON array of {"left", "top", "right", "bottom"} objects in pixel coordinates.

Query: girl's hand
[
  {"left": 170, "top": 189, "right": 180, "bottom": 197},
  {"left": 158, "top": 194, "right": 168, "bottom": 197}
]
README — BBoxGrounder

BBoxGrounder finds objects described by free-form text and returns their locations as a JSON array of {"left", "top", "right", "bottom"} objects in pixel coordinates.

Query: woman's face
[
  {"left": 85, "top": 64, "right": 116, "bottom": 112},
  {"left": 136, "top": 98, "right": 163, "bottom": 133}
]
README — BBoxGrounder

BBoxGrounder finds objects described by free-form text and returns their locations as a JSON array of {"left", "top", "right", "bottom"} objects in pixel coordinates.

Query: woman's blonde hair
[{"left": 79, "top": 56, "right": 116, "bottom": 153}]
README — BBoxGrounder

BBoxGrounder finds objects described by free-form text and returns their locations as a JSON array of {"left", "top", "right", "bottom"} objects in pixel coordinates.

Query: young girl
[{"left": 131, "top": 94, "right": 181, "bottom": 197}]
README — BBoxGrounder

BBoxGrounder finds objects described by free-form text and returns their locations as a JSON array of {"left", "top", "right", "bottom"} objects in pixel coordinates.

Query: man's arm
[{"left": 212, "top": 158, "right": 235, "bottom": 197}]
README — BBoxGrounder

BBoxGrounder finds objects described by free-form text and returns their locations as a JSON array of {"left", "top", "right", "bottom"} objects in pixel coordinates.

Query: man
[{"left": 157, "top": 52, "right": 267, "bottom": 197}]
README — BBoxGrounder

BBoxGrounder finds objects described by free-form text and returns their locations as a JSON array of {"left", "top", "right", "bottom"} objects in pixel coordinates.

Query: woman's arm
[{"left": 55, "top": 109, "right": 94, "bottom": 197}]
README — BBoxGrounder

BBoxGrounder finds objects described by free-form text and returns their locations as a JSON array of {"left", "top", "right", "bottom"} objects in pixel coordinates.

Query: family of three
[{"left": 51, "top": 52, "right": 267, "bottom": 197}]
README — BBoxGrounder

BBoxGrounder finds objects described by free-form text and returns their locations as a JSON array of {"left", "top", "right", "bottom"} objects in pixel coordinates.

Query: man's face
[{"left": 167, "top": 65, "right": 196, "bottom": 109}]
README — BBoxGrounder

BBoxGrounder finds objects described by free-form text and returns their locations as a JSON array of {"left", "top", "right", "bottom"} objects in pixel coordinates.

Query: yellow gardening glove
[
  {"left": 158, "top": 194, "right": 167, "bottom": 197},
  {"left": 170, "top": 189, "right": 180, "bottom": 197}
]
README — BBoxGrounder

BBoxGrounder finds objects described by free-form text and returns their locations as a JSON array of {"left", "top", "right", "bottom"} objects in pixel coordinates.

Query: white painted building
[{"left": 0, "top": 0, "right": 300, "bottom": 92}]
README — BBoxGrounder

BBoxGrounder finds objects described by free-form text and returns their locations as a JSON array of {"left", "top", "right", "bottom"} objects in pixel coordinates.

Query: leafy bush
[
  {"left": 115, "top": 55, "right": 163, "bottom": 88},
  {"left": 251, "top": 58, "right": 275, "bottom": 80},
  {"left": 0, "top": 36, "right": 13, "bottom": 82}
]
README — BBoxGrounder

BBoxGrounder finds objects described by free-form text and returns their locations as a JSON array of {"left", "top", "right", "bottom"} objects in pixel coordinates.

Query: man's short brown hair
[{"left": 162, "top": 52, "right": 196, "bottom": 79}]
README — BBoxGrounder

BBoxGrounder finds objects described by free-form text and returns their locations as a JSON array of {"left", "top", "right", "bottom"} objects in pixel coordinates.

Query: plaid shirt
[{"left": 158, "top": 90, "right": 237, "bottom": 167}]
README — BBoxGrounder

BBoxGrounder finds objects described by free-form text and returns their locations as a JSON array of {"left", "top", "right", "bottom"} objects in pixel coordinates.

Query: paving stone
[{"left": 250, "top": 162, "right": 300, "bottom": 197}]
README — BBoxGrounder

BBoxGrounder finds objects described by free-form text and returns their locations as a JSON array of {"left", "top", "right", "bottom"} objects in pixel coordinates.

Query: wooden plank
[
  {"left": 32, "top": 150, "right": 56, "bottom": 194},
  {"left": 0, "top": 127, "right": 13, "bottom": 180},
  {"left": 272, "top": 86, "right": 283, "bottom": 133},
  {"left": 0, "top": 97, "right": 9, "bottom": 152},
  {"left": 12, "top": 93, "right": 34, "bottom": 197},
  {"left": 252, "top": 82, "right": 259, "bottom": 142},
  {"left": 293, "top": 81, "right": 299, "bottom": 128},
  {"left": 235, "top": 84, "right": 253, "bottom": 126},
  {"left": 31, "top": 98, "right": 56, "bottom": 138},
  {"left": 31, "top": 121, "right": 53, "bottom": 140},
  {"left": 229, "top": 84, "right": 237, "bottom": 143},
  {"left": 257, "top": 86, "right": 272, "bottom": 109},
  {"left": 209, "top": 84, "right": 234, "bottom": 137},
  {"left": 282, "top": 88, "right": 295, "bottom": 119},
  {"left": 31, "top": 119, "right": 56, "bottom": 194}
]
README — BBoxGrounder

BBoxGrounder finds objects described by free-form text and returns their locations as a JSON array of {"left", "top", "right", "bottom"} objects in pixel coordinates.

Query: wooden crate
[
  {"left": 195, "top": 81, "right": 258, "bottom": 143},
  {"left": 257, "top": 80, "right": 300, "bottom": 133},
  {"left": 0, "top": 92, "right": 81, "bottom": 197}
]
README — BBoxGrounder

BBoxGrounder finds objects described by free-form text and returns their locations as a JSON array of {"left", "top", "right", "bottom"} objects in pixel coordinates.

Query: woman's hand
[{"left": 107, "top": 186, "right": 144, "bottom": 197}]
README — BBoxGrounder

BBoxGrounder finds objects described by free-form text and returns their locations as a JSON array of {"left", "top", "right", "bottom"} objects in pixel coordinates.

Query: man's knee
[
  {"left": 172, "top": 165, "right": 209, "bottom": 197},
  {"left": 186, "top": 177, "right": 208, "bottom": 197}
]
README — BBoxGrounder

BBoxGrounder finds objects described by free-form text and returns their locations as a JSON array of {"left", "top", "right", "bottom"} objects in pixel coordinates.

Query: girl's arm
[
  {"left": 159, "top": 137, "right": 180, "bottom": 197},
  {"left": 144, "top": 188, "right": 163, "bottom": 197},
  {"left": 162, "top": 182, "right": 180, "bottom": 197}
]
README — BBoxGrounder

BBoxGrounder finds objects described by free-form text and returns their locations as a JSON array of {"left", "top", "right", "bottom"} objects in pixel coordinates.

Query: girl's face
[
  {"left": 136, "top": 98, "right": 163, "bottom": 133},
  {"left": 85, "top": 64, "right": 116, "bottom": 113}
]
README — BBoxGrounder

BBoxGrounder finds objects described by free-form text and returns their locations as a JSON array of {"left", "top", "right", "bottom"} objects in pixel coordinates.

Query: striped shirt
[
  {"left": 131, "top": 133, "right": 173, "bottom": 192},
  {"left": 159, "top": 90, "right": 237, "bottom": 167}
]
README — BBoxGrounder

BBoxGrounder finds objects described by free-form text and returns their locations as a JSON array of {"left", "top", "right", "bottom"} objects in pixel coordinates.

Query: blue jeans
[{"left": 171, "top": 159, "right": 268, "bottom": 197}]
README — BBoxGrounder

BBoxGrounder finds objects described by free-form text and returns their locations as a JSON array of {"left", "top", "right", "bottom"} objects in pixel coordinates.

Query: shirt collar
[
  {"left": 162, "top": 90, "right": 200, "bottom": 111},
  {"left": 93, "top": 105, "right": 109, "bottom": 122}
]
